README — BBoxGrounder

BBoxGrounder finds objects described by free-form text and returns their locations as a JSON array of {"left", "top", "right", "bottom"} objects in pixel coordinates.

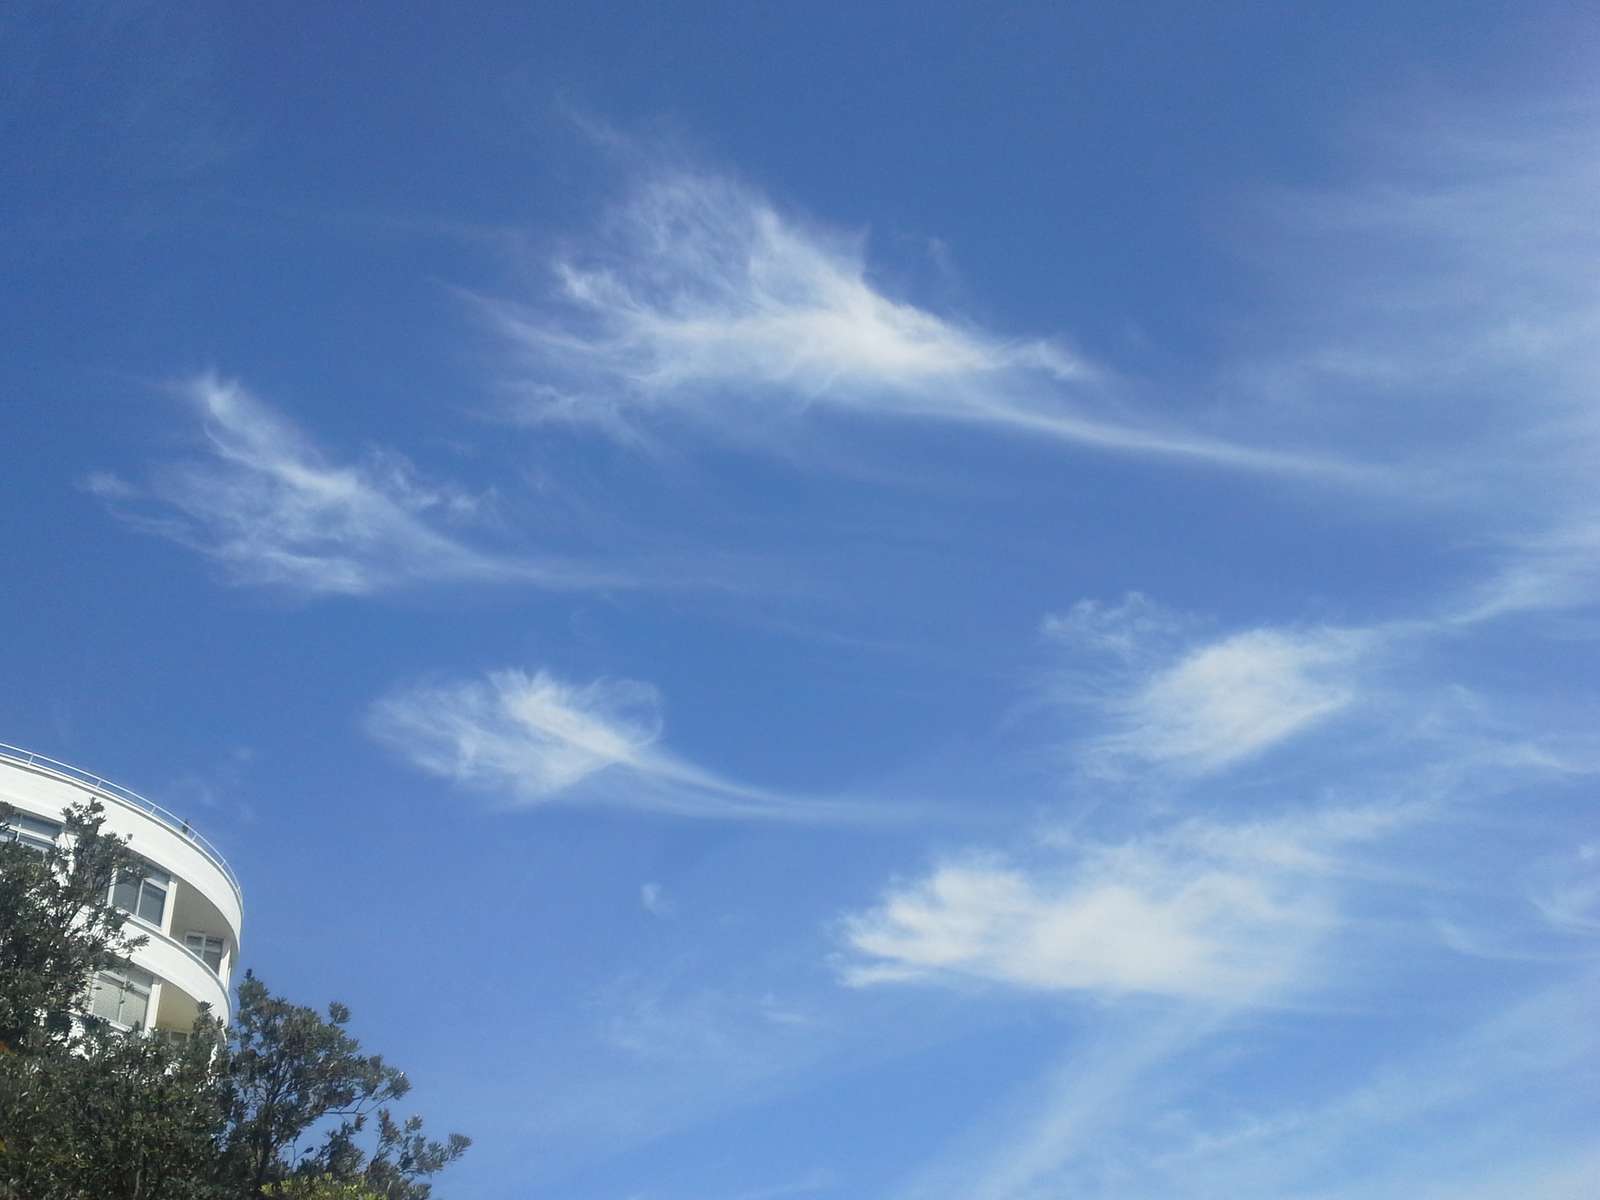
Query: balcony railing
[{"left": 0, "top": 743, "right": 242, "bottom": 908}]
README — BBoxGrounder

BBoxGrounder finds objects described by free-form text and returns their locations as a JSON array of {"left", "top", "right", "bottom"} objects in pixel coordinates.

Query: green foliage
[
  {"left": 0, "top": 1019, "right": 227, "bottom": 1200},
  {"left": 312, "top": 1106, "right": 471, "bottom": 1200},
  {"left": 224, "top": 974, "right": 468, "bottom": 1199},
  {"left": 265, "top": 1177, "right": 384, "bottom": 1200}
]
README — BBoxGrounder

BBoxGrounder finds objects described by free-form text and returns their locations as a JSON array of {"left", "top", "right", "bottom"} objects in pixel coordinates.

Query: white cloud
[
  {"left": 1106, "top": 628, "right": 1366, "bottom": 774},
  {"left": 1449, "top": 516, "right": 1600, "bottom": 624},
  {"left": 483, "top": 170, "right": 1365, "bottom": 479},
  {"left": 95, "top": 374, "right": 605, "bottom": 596},
  {"left": 640, "top": 882, "right": 673, "bottom": 917},
  {"left": 838, "top": 602, "right": 1415, "bottom": 1005},
  {"left": 368, "top": 666, "right": 877, "bottom": 823},
  {"left": 371, "top": 668, "right": 659, "bottom": 797},
  {"left": 840, "top": 808, "right": 1386, "bottom": 1004},
  {"left": 1045, "top": 597, "right": 1370, "bottom": 777},
  {"left": 1039, "top": 593, "right": 1192, "bottom": 664},
  {"left": 843, "top": 857, "right": 1309, "bottom": 1001},
  {"left": 1528, "top": 843, "right": 1600, "bottom": 938},
  {"left": 78, "top": 469, "right": 140, "bottom": 501}
]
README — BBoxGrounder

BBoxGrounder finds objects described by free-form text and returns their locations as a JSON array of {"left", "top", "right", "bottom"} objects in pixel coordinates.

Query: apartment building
[{"left": 0, "top": 744, "right": 243, "bottom": 1040}]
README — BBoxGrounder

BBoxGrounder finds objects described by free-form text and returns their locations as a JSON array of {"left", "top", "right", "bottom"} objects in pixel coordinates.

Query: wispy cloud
[
  {"left": 1528, "top": 842, "right": 1600, "bottom": 938},
  {"left": 840, "top": 804, "right": 1403, "bottom": 1004},
  {"left": 893, "top": 972, "right": 1600, "bottom": 1200},
  {"left": 1231, "top": 101, "right": 1600, "bottom": 522},
  {"left": 519, "top": 965, "right": 859, "bottom": 1166},
  {"left": 1103, "top": 628, "right": 1367, "bottom": 775},
  {"left": 640, "top": 881, "right": 674, "bottom": 918},
  {"left": 89, "top": 374, "right": 609, "bottom": 596},
  {"left": 1045, "top": 595, "right": 1372, "bottom": 778},
  {"left": 481, "top": 170, "right": 1366, "bottom": 480},
  {"left": 1448, "top": 516, "right": 1600, "bottom": 624},
  {"left": 80, "top": 469, "right": 141, "bottom": 501},
  {"left": 720, "top": 1168, "right": 838, "bottom": 1200},
  {"left": 368, "top": 666, "right": 880, "bottom": 823},
  {"left": 1047, "top": 576, "right": 1600, "bottom": 792},
  {"left": 1038, "top": 592, "right": 1194, "bottom": 664},
  {"left": 841, "top": 583, "right": 1522, "bottom": 1007},
  {"left": 889, "top": 1010, "right": 1215, "bottom": 1200},
  {"left": 1123, "top": 974, "right": 1600, "bottom": 1200}
]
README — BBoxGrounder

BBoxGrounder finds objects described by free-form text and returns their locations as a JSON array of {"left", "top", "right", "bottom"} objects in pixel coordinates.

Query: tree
[
  {"left": 221, "top": 975, "right": 468, "bottom": 1199},
  {"left": 0, "top": 806, "right": 468, "bottom": 1200},
  {"left": 0, "top": 800, "right": 146, "bottom": 1052},
  {"left": 0, "top": 1019, "right": 227, "bottom": 1200},
  {"left": 311, "top": 1107, "right": 471, "bottom": 1200},
  {"left": 0, "top": 799, "right": 225, "bottom": 1200},
  {"left": 265, "top": 1180, "right": 383, "bottom": 1200}
]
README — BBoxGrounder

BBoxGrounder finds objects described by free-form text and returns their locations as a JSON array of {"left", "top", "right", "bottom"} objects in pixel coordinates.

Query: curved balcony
[
  {"left": 0, "top": 743, "right": 243, "bottom": 940},
  {"left": 132, "top": 924, "right": 232, "bottom": 1025}
]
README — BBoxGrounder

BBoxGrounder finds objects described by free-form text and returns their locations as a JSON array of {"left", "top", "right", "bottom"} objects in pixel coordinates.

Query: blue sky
[{"left": 4, "top": 3, "right": 1599, "bottom": 1197}]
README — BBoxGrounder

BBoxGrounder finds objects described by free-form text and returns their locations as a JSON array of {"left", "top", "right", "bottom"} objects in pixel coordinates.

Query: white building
[{"left": 0, "top": 743, "right": 243, "bottom": 1039}]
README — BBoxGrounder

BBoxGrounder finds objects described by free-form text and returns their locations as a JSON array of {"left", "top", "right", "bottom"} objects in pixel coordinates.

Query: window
[
  {"left": 89, "top": 965, "right": 153, "bottom": 1029},
  {"left": 1, "top": 811, "right": 61, "bottom": 853},
  {"left": 111, "top": 863, "right": 169, "bottom": 927},
  {"left": 185, "top": 932, "right": 224, "bottom": 973}
]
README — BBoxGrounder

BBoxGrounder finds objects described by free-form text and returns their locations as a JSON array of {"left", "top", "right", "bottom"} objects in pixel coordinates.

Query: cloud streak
[
  {"left": 483, "top": 170, "right": 1368, "bottom": 480},
  {"left": 1232, "top": 101, "right": 1600, "bottom": 525},
  {"left": 894, "top": 971, "right": 1600, "bottom": 1200},
  {"left": 89, "top": 375, "right": 613, "bottom": 596},
  {"left": 1044, "top": 595, "right": 1373, "bottom": 778},
  {"left": 1113, "top": 629, "right": 1363, "bottom": 773},
  {"left": 840, "top": 805, "right": 1403, "bottom": 1004},
  {"left": 368, "top": 666, "right": 881, "bottom": 823}
]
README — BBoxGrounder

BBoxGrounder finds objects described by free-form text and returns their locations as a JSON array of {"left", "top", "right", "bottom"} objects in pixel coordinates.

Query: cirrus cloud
[
  {"left": 1045, "top": 596, "right": 1373, "bottom": 778},
  {"left": 368, "top": 665, "right": 885, "bottom": 824},
  {"left": 88, "top": 374, "right": 614, "bottom": 596},
  {"left": 838, "top": 807, "right": 1395, "bottom": 1004},
  {"left": 481, "top": 169, "right": 1369, "bottom": 481}
]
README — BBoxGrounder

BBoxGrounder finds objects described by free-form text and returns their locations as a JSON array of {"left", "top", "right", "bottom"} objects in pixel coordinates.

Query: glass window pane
[
  {"left": 112, "top": 861, "right": 168, "bottom": 923},
  {"left": 2, "top": 813, "right": 60, "bottom": 850},
  {"left": 186, "top": 932, "right": 224, "bottom": 972},
  {"left": 112, "top": 877, "right": 139, "bottom": 914},
  {"left": 121, "top": 983, "right": 149, "bottom": 1029},
  {"left": 137, "top": 881, "right": 166, "bottom": 925},
  {"left": 89, "top": 975, "right": 122, "bottom": 1022}
]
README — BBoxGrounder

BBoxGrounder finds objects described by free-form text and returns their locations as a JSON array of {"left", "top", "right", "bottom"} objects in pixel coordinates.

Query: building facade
[{"left": 0, "top": 743, "right": 243, "bottom": 1040}]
